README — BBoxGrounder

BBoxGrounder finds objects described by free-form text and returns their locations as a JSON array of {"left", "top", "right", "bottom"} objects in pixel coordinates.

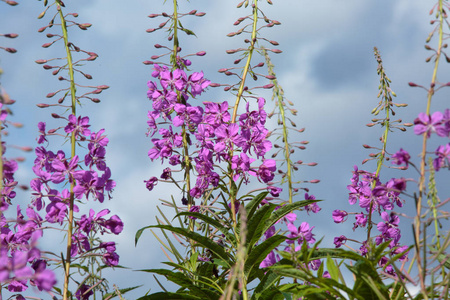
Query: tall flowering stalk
[
  {"left": 137, "top": 1, "right": 321, "bottom": 299},
  {"left": 33, "top": 1, "right": 125, "bottom": 298},
  {"left": 408, "top": 0, "right": 450, "bottom": 297},
  {"left": 1, "top": 3, "right": 56, "bottom": 297}
]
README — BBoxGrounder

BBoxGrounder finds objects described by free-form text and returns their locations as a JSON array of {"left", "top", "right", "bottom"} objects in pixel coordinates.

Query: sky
[{"left": 1, "top": 0, "right": 449, "bottom": 298}]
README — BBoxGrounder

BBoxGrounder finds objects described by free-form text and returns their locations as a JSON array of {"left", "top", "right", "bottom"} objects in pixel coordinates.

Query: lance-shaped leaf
[
  {"left": 244, "top": 234, "right": 286, "bottom": 277},
  {"left": 136, "top": 225, "right": 233, "bottom": 266}
]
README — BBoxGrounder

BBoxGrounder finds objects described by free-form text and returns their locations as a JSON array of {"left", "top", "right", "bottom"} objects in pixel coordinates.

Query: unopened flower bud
[
  {"left": 266, "top": 75, "right": 276, "bottom": 80},
  {"left": 195, "top": 12, "right": 206, "bottom": 16},
  {"left": 218, "top": 68, "right": 228, "bottom": 73},
  {"left": 51, "top": 113, "right": 61, "bottom": 119},
  {"left": 5, "top": 48, "right": 17, "bottom": 53},
  {"left": 91, "top": 98, "right": 101, "bottom": 103},
  {"left": 84, "top": 74, "right": 93, "bottom": 79},
  {"left": 92, "top": 89, "right": 102, "bottom": 94},
  {"left": 16, "top": 157, "right": 26, "bottom": 162},
  {"left": 43, "top": 65, "right": 53, "bottom": 70},
  {"left": 148, "top": 14, "right": 159, "bottom": 18},
  {"left": 188, "top": 10, "right": 197, "bottom": 15},
  {"left": 78, "top": 23, "right": 91, "bottom": 30},
  {"left": 307, "top": 162, "right": 318, "bottom": 166},
  {"left": 269, "top": 40, "right": 279, "bottom": 45},
  {"left": 46, "top": 92, "right": 56, "bottom": 98},
  {"left": 6, "top": 0, "right": 18, "bottom": 5},
  {"left": 98, "top": 85, "right": 110, "bottom": 90},
  {"left": 224, "top": 86, "right": 231, "bottom": 91},
  {"left": 38, "top": 26, "right": 47, "bottom": 33},
  {"left": 270, "top": 49, "right": 282, "bottom": 54},
  {"left": 309, "top": 179, "right": 320, "bottom": 184},
  {"left": 209, "top": 83, "right": 220, "bottom": 87},
  {"left": 52, "top": 69, "right": 60, "bottom": 75},
  {"left": 4, "top": 33, "right": 18, "bottom": 38},
  {"left": 37, "top": 103, "right": 50, "bottom": 108},
  {"left": 146, "top": 28, "right": 156, "bottom": 33},
  {"left": 408, "top": 82, "right": 417, "bottom": 87},
  {"left": 143, "top": 60, "right": 154, "bottom": 65},
  {"left": 226, "top": 49, "right": 238, "bottom": 54},
  {"left": 255, "top": 62, "right": 264, "bottom": 67},
  {"left": 196, "top": 51, "right": 206, "bottom": 56},
  {"left": 48, "top": 129, "right": 57, "bottom": 134},
  {"left": 154, "top": 44, "right": 162, "bottom": 48},
  {"left": 42, "top": 42, "right": 52, "bottom": 48},
  {"left": 263, "top": 84, "right": 274, "bottom": 89}
]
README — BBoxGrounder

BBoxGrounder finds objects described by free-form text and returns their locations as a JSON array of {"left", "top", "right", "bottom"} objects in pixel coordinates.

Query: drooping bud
[
  {"left": 196, "top": 51, "right": 206, "bottom": 56},
  {"left": 4, "top": 33, "right": 18, "bottom": 38}
]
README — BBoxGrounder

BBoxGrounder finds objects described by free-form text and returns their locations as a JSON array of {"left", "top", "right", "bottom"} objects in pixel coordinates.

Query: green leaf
[
  {"left": 244, "top": 234, "right": 286, "bottom": 276},
  {"left": 136, "top": 225, "right": 232, "bottom": 266},
  {"left": 136, "top": 269, "right": 217, "bottom": 299},
  {"left": 245, "top": 191, "right": 269, "bottom": 221},
  {"left": 138, "top": 292, "right": 202, "bottom": 300},
  {"left": 262, "top": 200, "right": 321, "bottom": 234},
  {"left": 103, "top": 285, "right": 142, "bottom": 299},
  {"left": 326, "top": 255, "right": 340, "bottom": 282},
  {"left": 175, "top": 211, "right": 236, "bottom": 246},
  {"left": 252, "top": 271, "right": 281, "bottom": 299},
  {"left": 246, "top": 203, "right": 277, "bottom": 249}
]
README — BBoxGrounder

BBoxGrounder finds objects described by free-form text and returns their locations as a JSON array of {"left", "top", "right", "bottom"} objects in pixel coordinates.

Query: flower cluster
[
  {"left": 0, "top": 103, "right": 56, "bottom": 293},
  {"left": 332, "top": 166, "right": 409, "bottom": 275},
  {"left": 31, "top": 115, "right": 123, "bottom": 265},
  {"left": 146, "top": 64, "right": 279, "bottom": 201}
]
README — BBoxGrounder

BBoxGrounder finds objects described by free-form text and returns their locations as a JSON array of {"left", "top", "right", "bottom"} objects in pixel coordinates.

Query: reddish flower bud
[
  {"left": 5, "top": 48, "right": 17, "bottom": 53},
  {"left": 148, "top": 14, "right": 159, "bottom": 18},
  {"left": 46, "top": 92, "right": 56, "bottom": 98},
  {"left": 266, "top": 75, "right": 276, "bottom": 80},
  {"left": 78, "top": 23, "right": 92, "bottom": 30},
  {"left": 146, "top": 28, "right": 156, "bottom": 33},
  {"left": 42, "top": 42, "right": 52, "bottom": 48},
  {"left": 48, "top": 129, "right": 57, "bottom": 134},
  {"left": 263, "top": 84, "right": 274, "bottom": 89},
  {"left": 188, "top": 10, "right": 197, "bottom": 15},
  {"left": 307, "top": 162, "right": 318, "bottom": 166},
  {"left": 84, "top": 74, "right": 92, "bottom": 79},
  {"left": 309, "top": 179, "right": 320, "bottom": 184},
  {"left": 43, "top": 65, "right": 53, "bottom": 70},
  {"left": 38, "top": 26, "right": 47, "bottom": 33},
  {"left": 52, "top": 69, "right": 60, "bottom": 75},
  {"left": 226, "top": 49, "right": 238, "bottom": 54},
  {"left": 255, "top": 62, "right": 264, "bottom": 67},
  {"left": 91, "top": 98, "right": 101, "bottom": 103},
  {"left": 37, "top": 103, "right": 50, "bottom": 108},
  {"left": 4, "top": 33, "right": 18, "bottom": 38},
  {"left": 143, "top": 61, "right": 154, "bottom": 65},
  {"left": 92, "top": 89, "right": 102, "bottom": 94},
  {"left": 218, "top": 68, "right": 228, "bottom": 73},
  {"left": 196, "top": 51, "right": 206, "bottom": 56},
  {"left": 6, "top": 0, "right": 18, "bottom": 5},
  {"left": 51, "top": 113, "right": 61, "bottom": 119},
  {"left": 195, "top": 12, "right": 206, "bottom": 16},
  {"left": 97, "top": 85, "right": 110, "bottom": 90},
  {"left": 270, "top": 49, "right": 282, "bottom": 53},
  {"left": 209, "top": 83, "right": 220, "bottom": 87},
  {"left": 408, "top": 82, "right": 418, "bottom": 87},
  {"left": 154, "top": 44, "right": 162, "bottom": 48},
  {"left": 269, "top": 40, "right": 279, "bottom": 45}
]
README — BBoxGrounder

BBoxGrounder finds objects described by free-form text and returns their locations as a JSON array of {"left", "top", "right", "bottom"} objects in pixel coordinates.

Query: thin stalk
[
  {"left": 58, "top": 3, "right": 77, "bottom": 299},
  {"left": 263, "top": 47, "right": 293, "bottom": 204},
  {"left": 229, "top": 0, "right": 259, "bottom": 228},
  {"left": 414, "top": 1, "right": 444, "bottom": 297}
]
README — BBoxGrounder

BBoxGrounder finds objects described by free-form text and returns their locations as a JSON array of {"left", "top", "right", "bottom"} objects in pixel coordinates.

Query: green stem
[
  {"left": 415, "top": 1, "right": 443, "bottom": 297},
  {"left": 58, "top": 3, "right": 77, "bottom": 299}
]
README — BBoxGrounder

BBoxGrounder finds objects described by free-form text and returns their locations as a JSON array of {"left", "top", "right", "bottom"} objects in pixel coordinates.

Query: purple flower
[
  {"left": 203, "top": 101, "right": 230, "bottom": 128},
  {"left": 259, "top": 251, "right": 279, "bottom": 268},
  {"left": 75, "top": 284, "right": 94, "bottom": 300},
  {"left": 267, "top": 186, "right": 282, "bottom": 197},
  {"left": 414, "top": 112, "right": 446, "bottom": 138},
  {"left": 433, "top": 143, "right": 450, "bottom": 171},
  {"left": 334, "top": 235, "right": 347, "bottom": 248},
  {"left": 286, "top": 222, "right": 315, "bottom": 250},
  {"left": 332, "top": 210, "right": 348, "bottom": 223},
  {"left": 64, "top": 114, "right": 91, "bottom": 140},
  {"left": 353, "top": 213, "right": 367, "bottom": 230},
  {"left": 188, "top": 206, "right": 200, "bottom": 219},
  {"left": 304, "top": 193, "right": 321, "bottom": 214},
  {"left": 391, "top": 148, "right": 410, "bottom": 168},
  {"left": 37, "top": 122, "right": 47, "bottom": 144},
  {"left": 254, "top": 159, "right": 276, "bottom": 183},
  {"left": 144, "top": 177, "right": 158, "bottom": 191}
]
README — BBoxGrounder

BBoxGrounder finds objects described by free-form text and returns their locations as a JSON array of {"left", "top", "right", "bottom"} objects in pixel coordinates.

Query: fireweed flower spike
[{"left": 32, "top": 1, "right": 124, "bottom": 298}]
